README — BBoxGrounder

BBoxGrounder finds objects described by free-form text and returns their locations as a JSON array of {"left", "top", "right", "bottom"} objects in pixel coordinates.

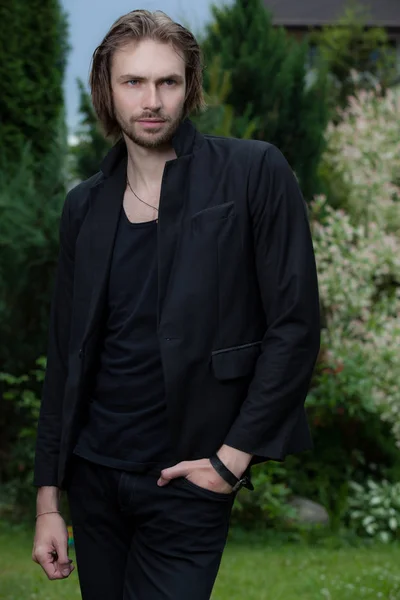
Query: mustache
[{"left": 134, "top": 114, "right": 170, "bottom": 121}]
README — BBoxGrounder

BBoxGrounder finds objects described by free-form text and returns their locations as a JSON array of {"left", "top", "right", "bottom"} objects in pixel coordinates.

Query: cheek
[
  {"left": 164, "top": 89, "right": 186, "bottom": 113},
  {"left": 114, "top": 91, "right": 141, "bottom": 117}
]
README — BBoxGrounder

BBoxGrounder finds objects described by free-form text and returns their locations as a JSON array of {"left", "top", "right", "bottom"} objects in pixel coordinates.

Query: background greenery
[
  {"left": 1, "top": 2, "right": 400, "bottom": 593},
  {"left": 0, "top": 0, "right": 70, "bottom": 512}
]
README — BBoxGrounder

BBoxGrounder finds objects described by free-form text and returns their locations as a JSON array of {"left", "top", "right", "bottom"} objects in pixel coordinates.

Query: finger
[
  {"left": 46, "top": 558, "right": 74, "bottom": 580},
  {"left": 55, "top": 558, "right": 74, "bottom": 578},
  {"left": 39, "top": 555, "right": 66, "bottom": 580},
  {"left": 158, "top": 462, "right": 188, "bottom": 486},
  {"left": 33, "top": 547, "right": 55, "bottom": 569},
  {"left": 54, "top": 539, "right": 73, "bottom": 577},
  {"left": 55, "top": 562, "right": 75, "bottom": 578}
]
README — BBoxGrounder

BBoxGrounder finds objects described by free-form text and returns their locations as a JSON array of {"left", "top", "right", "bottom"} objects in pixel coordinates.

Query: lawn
[{"left": 1, "top": 525, "right": 400, "bottom": 599}]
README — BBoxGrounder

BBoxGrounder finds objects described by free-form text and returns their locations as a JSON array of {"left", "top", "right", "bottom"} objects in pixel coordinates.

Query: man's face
[{"left": 111, "top": 38, "right": 187, "bottom": 148}]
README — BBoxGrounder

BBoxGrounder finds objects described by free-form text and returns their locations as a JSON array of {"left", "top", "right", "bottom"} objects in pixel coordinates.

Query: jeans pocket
[{"left": 173, "top": 476, "right": 234, "bottom": 501}]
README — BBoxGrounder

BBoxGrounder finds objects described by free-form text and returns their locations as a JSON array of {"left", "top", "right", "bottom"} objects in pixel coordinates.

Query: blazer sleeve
[
  {"left": 33, "top": 192, "right": 75, "bottom": 487},
  {"left": 224, "top": 144, "right": 321, "bottom": 460}
]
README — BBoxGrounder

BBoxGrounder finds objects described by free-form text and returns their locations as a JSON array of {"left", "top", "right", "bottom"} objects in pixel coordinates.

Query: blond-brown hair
[{"left": 89, "top": 9, "right": 206, "bottom": 139}]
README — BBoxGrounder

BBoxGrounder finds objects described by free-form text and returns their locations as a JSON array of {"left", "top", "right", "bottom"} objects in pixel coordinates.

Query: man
[{"left": 32, "top": 9, "right": 320, "bottom": 600}]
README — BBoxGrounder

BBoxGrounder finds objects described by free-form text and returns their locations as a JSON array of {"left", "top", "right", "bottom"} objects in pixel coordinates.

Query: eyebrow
[{"left": 117, "top": 73, "right": 184, "bottom": 83}]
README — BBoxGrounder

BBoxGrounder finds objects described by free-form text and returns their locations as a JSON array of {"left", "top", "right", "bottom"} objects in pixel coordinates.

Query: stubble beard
[{"left": 117, "top": 109, "right": 184, "bottom": 149}]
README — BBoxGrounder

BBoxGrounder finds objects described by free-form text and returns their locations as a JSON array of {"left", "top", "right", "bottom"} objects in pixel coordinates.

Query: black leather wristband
[{"left": 210, "top": 454, "right": 254, "bottom": 492}]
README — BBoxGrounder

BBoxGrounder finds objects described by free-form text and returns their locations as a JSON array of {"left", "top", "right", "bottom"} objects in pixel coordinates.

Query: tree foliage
[
  {"left": 70, "top": 79, "right": 111, "bottom": 182},
  {"left": 0, "top": 0, "right": 69, "bottom": 176},
  {"left": 0, "top": 147, "right": 65, "bottom": 373},
  {"left": 201, "top": 0, "right": 331, "bottom": 199},
  {"left": 311, "top": 4, "right": 398, "bottom": 113},
  {"left": 0, "top": 0, "right": 68, "bottom": 373},
  {"left": 193, "top": 55, "right": 258, "bottom": 139},
  {"left": 0, "top": 1, "right": 68, "bottom": 487}
]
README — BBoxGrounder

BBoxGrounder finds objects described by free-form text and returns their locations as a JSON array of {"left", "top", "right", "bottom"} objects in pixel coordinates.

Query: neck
[{"left": 124, "top": 135, "right": 177, "bottom": 191}]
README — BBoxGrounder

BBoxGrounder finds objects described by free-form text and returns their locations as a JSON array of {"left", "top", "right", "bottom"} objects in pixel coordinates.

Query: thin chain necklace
[{"left": 126, "top": 177, "right": 159, "bottom": 214}]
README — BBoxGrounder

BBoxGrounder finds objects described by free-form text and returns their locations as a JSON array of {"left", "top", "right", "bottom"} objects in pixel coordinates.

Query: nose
[{"left": 142, "top": 84, "right": 162, "bottom": 112}]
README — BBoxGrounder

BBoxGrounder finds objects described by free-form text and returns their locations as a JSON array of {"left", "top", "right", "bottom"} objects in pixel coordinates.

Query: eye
[
  {"left": 127, "top": 80, "right": 139, "bottom": 86},
  {"left": 163, "top": 79, "right": 176, "bottom": 86}
]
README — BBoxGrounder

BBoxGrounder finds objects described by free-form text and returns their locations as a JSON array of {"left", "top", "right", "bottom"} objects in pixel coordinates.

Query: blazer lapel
[
  {"left": 157, "top": 119, "right": 203, "bottom": 329},
  {"left": 157, "top": 154, "right": 191, "bottom": 329},
  {"left": 82, "top": 148, "right": 127, "bottom": 343}
]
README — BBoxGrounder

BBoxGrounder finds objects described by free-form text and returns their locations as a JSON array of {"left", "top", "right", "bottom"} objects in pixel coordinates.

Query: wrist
[
  {"left": 210, "top": 454, "right": 254, "bottom": 492},
  {"left": 216, "top": 445, "right": 252, "bottom": 479},
  {"left": 36, "top": 486, "right": 61, "bottom": 513}
]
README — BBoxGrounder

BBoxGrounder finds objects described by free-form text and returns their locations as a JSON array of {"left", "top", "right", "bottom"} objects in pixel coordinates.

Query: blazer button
[{"left": 78, "top": 349, "right": 83, "bottom": 359}]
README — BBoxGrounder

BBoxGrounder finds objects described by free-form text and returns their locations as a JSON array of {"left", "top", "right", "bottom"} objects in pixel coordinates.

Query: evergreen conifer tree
[
  {"left": 201, "top": 0, "right": 330, "bottom": 199},
  {"left": 70, "top": 79, "right": 112, "bottom": 182},
  {"left": 0, "top": 0, "right": 69, "bottom": 372},
  {"left": 0, "top": 0, "right": 68, "bottom": 175}
]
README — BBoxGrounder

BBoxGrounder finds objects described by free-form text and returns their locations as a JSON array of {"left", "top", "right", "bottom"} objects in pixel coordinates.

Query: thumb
[
  {"left": 158, "top": 462, "right": 188, "bottom": 486},
  {"left": 54, "top": 538, "right": 73, "bottom": 575}
]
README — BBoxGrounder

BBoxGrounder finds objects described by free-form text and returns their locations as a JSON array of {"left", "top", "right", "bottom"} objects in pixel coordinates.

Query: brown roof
[{"left": 263, "top": 0, "right": 400, "bottom": 28}]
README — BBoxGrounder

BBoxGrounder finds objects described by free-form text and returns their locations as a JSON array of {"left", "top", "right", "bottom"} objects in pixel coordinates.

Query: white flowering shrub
[
  {"left": 322, "top": 84, "right": 400, "bottom": 233},
  {"left": 311, "top": 199, "right": 400, "bottom": 446},
  {"left": 309, "top": 86, "right": 400, "bottom": 448}
]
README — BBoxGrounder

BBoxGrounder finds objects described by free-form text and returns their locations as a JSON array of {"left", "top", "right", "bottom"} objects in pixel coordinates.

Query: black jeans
[{"left": 66, "top": 456, "right": 235, "bottom": 600}]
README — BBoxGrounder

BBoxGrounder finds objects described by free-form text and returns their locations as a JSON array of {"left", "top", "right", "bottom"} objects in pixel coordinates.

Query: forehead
[{"left": 111, "top": 38, "right": 186, "bottom": 79}]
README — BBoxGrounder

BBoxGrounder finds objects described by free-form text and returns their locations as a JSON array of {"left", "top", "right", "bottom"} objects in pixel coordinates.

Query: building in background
[{"left": 263, "top": 0, "right": 400, "bottom": 53}]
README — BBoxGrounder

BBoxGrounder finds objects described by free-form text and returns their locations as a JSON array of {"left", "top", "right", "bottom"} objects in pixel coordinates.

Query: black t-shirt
[{"left": 74, "top": 208, "right": 173, "bottom": 471}]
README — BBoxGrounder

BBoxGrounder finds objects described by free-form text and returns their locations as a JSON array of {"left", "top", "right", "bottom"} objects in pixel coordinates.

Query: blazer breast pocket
[{"left": 190, "top": 201, "right": 235, "bottom": 227}]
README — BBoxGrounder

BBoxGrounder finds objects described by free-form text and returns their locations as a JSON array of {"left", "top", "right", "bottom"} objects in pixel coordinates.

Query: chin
[
  {"left": 130, "top": 123, "right": 179, "bottom": 148},
  {"left": 133, "top": 133, "right": 169, "bottom": 149}
]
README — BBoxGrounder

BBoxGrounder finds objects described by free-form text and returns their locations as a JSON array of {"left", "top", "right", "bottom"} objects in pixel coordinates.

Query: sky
[{"left": 60, "top": 0, "right": 220, "bottom": 133}]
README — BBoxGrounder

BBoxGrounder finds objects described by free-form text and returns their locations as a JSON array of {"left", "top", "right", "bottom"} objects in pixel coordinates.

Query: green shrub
[
  {"left": 231, "top": 461, "right": 295, "bottom": 530},
  {"left": 347, "top": 479, "right": 400, "bottom": 542},
  {"left": 0, "top": 359, "right": 45, "bottom": 519},
  {"left": 0, "top": 142, "right": 65, "bottom": 374}
]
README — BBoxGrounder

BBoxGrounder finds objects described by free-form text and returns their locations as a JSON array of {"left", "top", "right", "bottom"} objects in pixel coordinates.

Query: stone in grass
[{"left": 287, "top": 496, "right": 330, "bottom": 526}]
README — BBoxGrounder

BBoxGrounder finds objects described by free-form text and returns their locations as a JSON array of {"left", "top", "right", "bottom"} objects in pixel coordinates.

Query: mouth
[
  {"left": 138, "top": 119, "right": 165, "bottom": 123},
  {"left": 137, "top": 119, "right": 166, "bottom": 129}
]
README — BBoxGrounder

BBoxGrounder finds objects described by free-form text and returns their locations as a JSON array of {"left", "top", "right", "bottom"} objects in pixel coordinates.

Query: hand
[
  {"left": 158, "top": 459, "right": 233, "bottom": 494},
  {"left": 32, "top": 513, "right": 74, "bottom": 580}
]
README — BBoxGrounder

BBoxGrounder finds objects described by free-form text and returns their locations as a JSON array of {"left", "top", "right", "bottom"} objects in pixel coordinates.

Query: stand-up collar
[
  {"left": 100, "top": 118, "right": 203, "bottom": 178},
  {"left": 171, "top": 118, "right": 201, "bottom": 157}
]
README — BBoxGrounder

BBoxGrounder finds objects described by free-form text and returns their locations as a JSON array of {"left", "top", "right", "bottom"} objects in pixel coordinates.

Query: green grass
[{"left": 1, "top": 526, "right": 400, "bottom": 599}]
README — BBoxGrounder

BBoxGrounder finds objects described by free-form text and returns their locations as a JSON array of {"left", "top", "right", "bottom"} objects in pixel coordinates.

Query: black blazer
[{"left": 34, "top": 119, "right": 320, "bottom": 488}]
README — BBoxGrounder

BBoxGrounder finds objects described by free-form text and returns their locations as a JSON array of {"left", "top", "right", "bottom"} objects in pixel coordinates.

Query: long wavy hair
[{"left": 89, "top": 9, "right": 206, "bottom": 140}]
